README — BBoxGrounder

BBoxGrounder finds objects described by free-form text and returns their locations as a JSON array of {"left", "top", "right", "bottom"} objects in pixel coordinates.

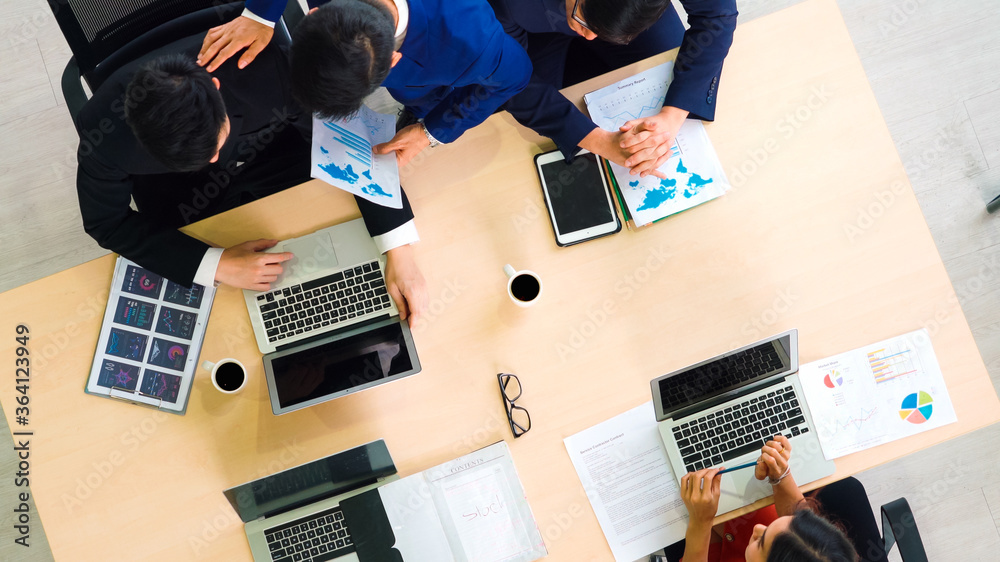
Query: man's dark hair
[
  {"left": 124, "top": 54, "right": 227, "bottom": 172},
  {"left": 289, "top": 0, "right": 395, "bottom": 119},
  {"left": 581, "top": 0, "right": 671, "bottom": 45}
]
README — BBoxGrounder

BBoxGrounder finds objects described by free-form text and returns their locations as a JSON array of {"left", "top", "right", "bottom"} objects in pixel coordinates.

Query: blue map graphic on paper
[
  {"left": 318, "top": 161, "right": 360, "bottom": 184},
  {"left": 319, "top": 146, "right": 329, "bottom": 154},
  {"left": 362, "top": 183, "right": 391, "bottom": 198},
  {"left": 362, "top": 170, "right": 372, "bottom": 180},
  {"left": 633, "top": 159, "right": 715, "bottom": 211},
  {"left": 637, "top": 178, "right": 677, "bottom": 211},
  {"left": 629, "top": 180, "right": 639, "bottom": 187}
]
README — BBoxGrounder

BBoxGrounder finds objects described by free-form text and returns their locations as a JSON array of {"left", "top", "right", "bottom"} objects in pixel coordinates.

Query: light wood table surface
[{"left": 2, "top": 0, "right": 998, "bottom": 559}]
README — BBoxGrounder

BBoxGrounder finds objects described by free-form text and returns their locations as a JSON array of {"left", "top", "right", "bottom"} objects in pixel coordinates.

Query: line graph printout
[
  {"left": 798, "top": 329, "right": 956, "bottom": 459},
  {"left": 311, "top": 105, "right": 402, "bottom": 208},
  {"left": 584, "top": 62, "right": 730, "bottom": 226}
]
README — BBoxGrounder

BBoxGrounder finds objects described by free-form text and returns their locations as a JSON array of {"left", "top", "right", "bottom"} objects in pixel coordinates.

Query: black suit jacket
[{"left": 76, "top": 34, "right": 414, "bottom": 287}]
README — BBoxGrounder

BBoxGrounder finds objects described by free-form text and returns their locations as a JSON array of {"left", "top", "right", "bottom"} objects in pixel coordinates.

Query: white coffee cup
[
  {"left": 202, "top": 358, "right": 247, "bottom": 394},
  {"left": 504, "top": 265, "right": 543, "bottom": 307}
]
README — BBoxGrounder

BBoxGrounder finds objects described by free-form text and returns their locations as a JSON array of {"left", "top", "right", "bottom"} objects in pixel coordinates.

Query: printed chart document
[
  {"left": 378, "top": 441, "right": 546, "bottom": 562},
  {"left": 311, "top": 105, "right": 402, "bottom": 208},
  {"left": 564, "top": 402, "right": 687, "bottom": 562},
  {"left": 584, "top": 62, "right": 730, "bottom": 226},
  {"left": 84, "top": 257, "right": 215, "bottom": 414},
  {"left": 799, "top": 329, "right": 958, "bottom": 459}
]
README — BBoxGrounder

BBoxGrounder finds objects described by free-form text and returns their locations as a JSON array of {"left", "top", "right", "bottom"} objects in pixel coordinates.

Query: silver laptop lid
[
  {"left": 223, "top": 439, "right": 396, "bottom": 523},
  {"left": 651, "top": 330, "right": 798, "bottom": 422}
]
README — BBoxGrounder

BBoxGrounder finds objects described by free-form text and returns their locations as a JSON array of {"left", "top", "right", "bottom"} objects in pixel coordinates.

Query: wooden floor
[{"left": 1, "top": 0, "right": 998, "bottom": 559}]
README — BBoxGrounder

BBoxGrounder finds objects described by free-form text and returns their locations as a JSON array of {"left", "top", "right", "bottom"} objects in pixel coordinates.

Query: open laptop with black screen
[
  {"left": 650, "top": 330, "right": 834, "bottom": 514},
  {"left": 242, "top": 219, "right": 421, "bottom": 415},
  {"left": 224, "top": 440, "right": 398, "bottom": 562}
]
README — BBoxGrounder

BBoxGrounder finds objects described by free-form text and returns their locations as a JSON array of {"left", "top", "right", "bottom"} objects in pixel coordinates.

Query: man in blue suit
[
  {"left": 198, "top": 0, "right": 531, "bottom": 168},
  {"left": 489, "top": 0, "right": 738, "bottom": 178}
]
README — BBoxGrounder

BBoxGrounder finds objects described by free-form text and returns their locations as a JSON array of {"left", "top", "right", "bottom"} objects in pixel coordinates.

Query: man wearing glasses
[{"left": 489, "top": 0, "right": 738, "bottom": 179}]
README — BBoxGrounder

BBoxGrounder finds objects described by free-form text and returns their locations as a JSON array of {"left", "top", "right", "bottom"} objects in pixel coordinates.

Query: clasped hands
[{"left": 584, "top": 105, "right": 689, "bottom": 180}]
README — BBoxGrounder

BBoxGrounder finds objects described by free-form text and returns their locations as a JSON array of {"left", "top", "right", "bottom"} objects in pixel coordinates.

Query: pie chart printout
[
  {"left": 899, "top": 391, "right": 933, "bottom": 424},
  {"left": 823, "top": 371, "right": 844, "bottom": 389}
]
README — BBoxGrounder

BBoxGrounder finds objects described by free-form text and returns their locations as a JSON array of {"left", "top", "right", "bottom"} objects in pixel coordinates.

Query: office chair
[
  {"left": 988, "top": 193, "right": 1000, "bottom": 214},
  {"left": 658, "top": 477, "right": 927, "bottom": 562},
  {"left": 46, "top": 0, "right": 296, "bottom": 127}
]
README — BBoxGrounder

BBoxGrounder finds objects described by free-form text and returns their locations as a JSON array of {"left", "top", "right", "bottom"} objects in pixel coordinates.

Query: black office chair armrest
[
  {"left": 881, "top": 498, "right": 928, "bottom": 562},
  {"left": 61, "top": 57, "right": 88, "bottom": 129}
]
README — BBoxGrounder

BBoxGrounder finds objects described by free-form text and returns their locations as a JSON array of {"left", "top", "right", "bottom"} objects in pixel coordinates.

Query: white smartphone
[{"left": 534, "top": 149, "right": 622, "bottom": 246}]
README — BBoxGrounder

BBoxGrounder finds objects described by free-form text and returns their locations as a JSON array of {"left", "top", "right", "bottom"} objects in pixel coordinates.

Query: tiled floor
[{"left": 2, "top": 0, "right": 999, "bottom": 560}]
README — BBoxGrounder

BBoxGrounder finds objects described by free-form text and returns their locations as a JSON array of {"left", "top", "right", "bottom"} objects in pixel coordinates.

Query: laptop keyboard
[
  {"left": 672, "top": 385, "right": 810, "bottom": 473},
  {"left": 255, "top": 260, "right": 392, "bottom": 344},
  {"left": 265, "top": 506, "right": 353, "bottom": 562}
]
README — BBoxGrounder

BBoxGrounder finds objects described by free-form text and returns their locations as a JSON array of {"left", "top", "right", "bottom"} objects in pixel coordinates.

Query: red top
[{"left": 682, "top": 505, "right": 779, "bottom": 562}]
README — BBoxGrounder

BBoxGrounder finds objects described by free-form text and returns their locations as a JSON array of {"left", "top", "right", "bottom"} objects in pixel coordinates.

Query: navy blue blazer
[
  {"left": 488, "top": 0, "right": 738, "bottom": 159},
  {"left": 247, "top": 0, "right": 532, "bottom": 144}
]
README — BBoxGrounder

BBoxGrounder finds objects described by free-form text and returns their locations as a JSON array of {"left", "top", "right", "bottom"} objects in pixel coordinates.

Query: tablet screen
[{"left": 540, "top": 152, "right": 615, "bottom": 234}]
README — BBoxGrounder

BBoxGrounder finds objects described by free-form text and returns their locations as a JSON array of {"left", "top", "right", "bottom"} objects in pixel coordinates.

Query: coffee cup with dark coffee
[
  {"left": 203, "top": 359, "right": 247, "bottom": 394},
  {"left": 503, "top": 265, "right": 543, "bottom": 307}
]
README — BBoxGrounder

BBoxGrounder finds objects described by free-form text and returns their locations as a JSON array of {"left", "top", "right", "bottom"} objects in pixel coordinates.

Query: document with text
[{"left": 564, "top": 402, "right": 688, "bottom": 561}]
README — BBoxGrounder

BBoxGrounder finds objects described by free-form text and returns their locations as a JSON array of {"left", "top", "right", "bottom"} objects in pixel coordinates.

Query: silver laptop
[
  {"left": 224, "top": 439, "right": 398, "bottom": 562},
  {"left": 243, "top": 219, "right": 420, "bottom": 415},
  {"left": 651, "top": 330, "right": 834, "bottom": 514}
]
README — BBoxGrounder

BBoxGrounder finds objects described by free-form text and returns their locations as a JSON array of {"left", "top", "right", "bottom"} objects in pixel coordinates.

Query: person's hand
[
  {"left": 384, "top": 245, "right": 427, "bottom": 327},
  {"left": 215, "top": 239, "right": 293, "bottom": 291},
  {"left": 754, "top": 434, "right": 792, "bottom": 482},
  {"left": 681, "top": 467, "right": 722, "bottom": 525},
  {"left": 619, "top": 105, "right": 689, "bottom": 177},
  {"left": 578, "top": 127, "right": 660, "bottom": 175},
  {"left": 198, "top": 16, "right": 274, "bottom": 72},
  {"left": 373, "top": 124, "right": 430, "bottom": 170}
]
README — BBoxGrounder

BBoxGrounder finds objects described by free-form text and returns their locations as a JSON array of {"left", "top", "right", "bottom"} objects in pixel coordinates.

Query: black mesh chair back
[{"left": 47, "top": 0, "right": 239, "bottom": 87}]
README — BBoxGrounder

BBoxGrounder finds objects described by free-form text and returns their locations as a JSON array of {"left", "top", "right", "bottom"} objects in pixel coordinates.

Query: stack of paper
[{"left": 584, "top": 62, "right": 730, "bottom": 227}]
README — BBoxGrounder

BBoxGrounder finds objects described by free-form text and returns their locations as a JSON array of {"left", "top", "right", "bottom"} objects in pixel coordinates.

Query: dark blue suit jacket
[
  {"left": 488, "top": 0, "right": 738, "bottom": 159},
  {"left": 247, "top": 0, "right": 532, "bottom": 144}
]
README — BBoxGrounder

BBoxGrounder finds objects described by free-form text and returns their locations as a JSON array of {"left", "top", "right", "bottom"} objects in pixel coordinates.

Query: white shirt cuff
[
  {"left": 193, "top": 247, "right": 225, "bottom": 288},
  {"left": 372, "top": 220, "right": 419, "bottom": 254},
  {"left": 241, "top": 8, "right": 276, "bottom": 27}
]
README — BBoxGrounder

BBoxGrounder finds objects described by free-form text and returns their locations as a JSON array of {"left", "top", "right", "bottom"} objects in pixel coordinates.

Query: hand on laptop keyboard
[{"left": 755, "top": 434, "right": 792, "bottom": 483}]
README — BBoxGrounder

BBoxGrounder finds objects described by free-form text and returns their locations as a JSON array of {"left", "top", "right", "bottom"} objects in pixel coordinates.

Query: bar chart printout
[
  {"left": 310, "top": 105, "right": 402, "bottom": 208},
  {"left": 798, "top": 329, "right": 957, "bottom": 459}
]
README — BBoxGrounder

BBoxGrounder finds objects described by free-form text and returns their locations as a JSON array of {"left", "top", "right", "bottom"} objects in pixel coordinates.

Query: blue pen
[{"left": 717, "top": 460, "right": 758, "bottom": 475}]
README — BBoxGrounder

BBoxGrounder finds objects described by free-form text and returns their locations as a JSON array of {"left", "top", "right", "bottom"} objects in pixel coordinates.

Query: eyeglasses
[
  {"left": 571, "top": 0, "right": 592, "bottom": 31},
  {"left": 498, "top": 373, "right": 531, "bottom": 438}
]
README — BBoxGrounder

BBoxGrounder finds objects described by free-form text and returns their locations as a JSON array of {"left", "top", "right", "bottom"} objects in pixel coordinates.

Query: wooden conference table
[{"left": 2, "top": 0, "right": 998, "bottom": 559}]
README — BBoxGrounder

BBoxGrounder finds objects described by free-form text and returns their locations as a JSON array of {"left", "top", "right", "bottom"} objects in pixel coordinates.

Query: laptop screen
[
  {"left": 223, "top": 440, "right": 396, "bottom": 523},
  {"left": 270, "top": 321, "right": 414, "bottom": 409},
  {"left": 656, "top": 334, "right": 794, "bottom": 419}
]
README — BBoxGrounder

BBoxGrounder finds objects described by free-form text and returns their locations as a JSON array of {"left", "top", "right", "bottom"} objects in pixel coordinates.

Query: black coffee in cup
[
  {"left": 214, "top": 362, "right": 246, "bottom": 392},
  {"left": 510, "top": 274, "right": 541, "bottom": 302}
]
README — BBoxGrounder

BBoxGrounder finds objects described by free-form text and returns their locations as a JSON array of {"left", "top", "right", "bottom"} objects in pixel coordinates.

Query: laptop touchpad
[{"left": 282, "top": 234, "right": 339, "bottom": 280}]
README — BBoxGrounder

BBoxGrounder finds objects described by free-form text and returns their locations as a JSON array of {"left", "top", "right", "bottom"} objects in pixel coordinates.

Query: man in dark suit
[
  {"left": 490, "top": 0, "right": 738, "bottom": 178},
  {"left": 196, "top": 0, "right": 532, "bottom": 169},
  {"left": 76, "top": 34, "right": 427, "bottom": 323}
]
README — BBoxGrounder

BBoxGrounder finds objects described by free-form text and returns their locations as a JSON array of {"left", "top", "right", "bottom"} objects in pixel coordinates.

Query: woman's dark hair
[
  {"left": 124, "top": 54, "right": 227, "bottom": 172},
  {"left": 768, "top": 508, "right": 858, "bottom": 562},
  {"left": 580, "top": 0, "right": 671, "bottom": 45},
  {"left": 290, "top": 0, "right": 395, "bottom": 119}
]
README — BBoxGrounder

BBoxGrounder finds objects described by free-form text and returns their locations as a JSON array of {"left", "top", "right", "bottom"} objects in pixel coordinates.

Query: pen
[{"left": 717, "top": 460, "right": 758, "bottom": 475}]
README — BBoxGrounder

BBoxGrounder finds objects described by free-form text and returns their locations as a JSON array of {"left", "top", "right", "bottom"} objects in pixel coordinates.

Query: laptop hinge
[
  {"left": 666, "top": 375, "right": 789, "bottom": 421},
  {"left": 274, "top": 314, "right": 392, "bottom": 352}
]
